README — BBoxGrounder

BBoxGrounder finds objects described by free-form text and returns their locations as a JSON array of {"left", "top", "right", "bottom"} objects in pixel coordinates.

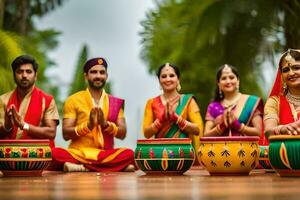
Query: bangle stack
[
  {"left": 152, "top": 119, "right": 162, "bottom": 132},
  {"left": 104, "top": 121, "right": 118, "bottom": 136},
  {"left": 176, "top": 116, "right": 187, "bottom": 130},
  {"left": 75, "top": 122, "right": 91, "bottom": 137}
]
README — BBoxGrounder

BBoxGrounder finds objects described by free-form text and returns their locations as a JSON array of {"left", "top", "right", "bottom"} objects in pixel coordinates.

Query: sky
[{"left": 35, "top": 0, "right": 159, "bottom": 149}]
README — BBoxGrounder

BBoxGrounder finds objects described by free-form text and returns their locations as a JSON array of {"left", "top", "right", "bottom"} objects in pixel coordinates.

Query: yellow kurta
[{"left": 63, "top": 89, "right": 124, "bottom": 163}]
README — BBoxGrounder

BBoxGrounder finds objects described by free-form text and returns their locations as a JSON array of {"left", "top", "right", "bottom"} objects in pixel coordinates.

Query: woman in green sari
[{"left": 142, "top": 63, "right": 203, "bottom": 151}]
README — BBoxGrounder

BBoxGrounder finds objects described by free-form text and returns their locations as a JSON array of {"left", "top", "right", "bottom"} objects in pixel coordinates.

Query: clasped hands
[
  {"left": 4, "top": 105, "right": 25, "bottom": 131},
  {"left": 215, "top": 108, "right": 243, "bottom": 133},
  {"left": 88, "top": 107, "right": 107, "bottom": 130},
  {"left": 153, "top": 98, "right": 181, "bottom": 132}
]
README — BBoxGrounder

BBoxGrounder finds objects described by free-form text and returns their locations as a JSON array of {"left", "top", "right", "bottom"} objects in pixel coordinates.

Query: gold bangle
[
  {"left": 74, "top": 122, "right": 91, "bottom": 136},
  {"left": 239, "top": 123, "right": 246, "bottom": 133}
]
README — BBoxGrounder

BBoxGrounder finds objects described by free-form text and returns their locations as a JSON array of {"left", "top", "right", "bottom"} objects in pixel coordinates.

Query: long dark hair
[{"left": 213, "top": 64, "right": 240, "bottom": 101}]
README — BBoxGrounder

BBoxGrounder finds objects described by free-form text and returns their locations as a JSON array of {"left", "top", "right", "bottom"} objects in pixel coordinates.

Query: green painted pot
[
  {"left": 0, "top": 140, "right": 52, "bottom": 176},
  {"left": 269, "top": 135, "right": 300, "bottom": 176},
  {"left": 134, "top": 138, "right": 195, "bottom": 174}
]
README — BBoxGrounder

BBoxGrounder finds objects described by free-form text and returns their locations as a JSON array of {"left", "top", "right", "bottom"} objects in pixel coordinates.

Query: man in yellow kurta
[{"left": 52, "top": 57, "right": 135, "bottom": 172}]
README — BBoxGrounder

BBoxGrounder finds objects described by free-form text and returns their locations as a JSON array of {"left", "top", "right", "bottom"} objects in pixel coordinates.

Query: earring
[
  {"left": 219, "top": 88, "right": 223, "bottom": 99},
  {"left": 283, "top": 82, "right": 287, "bottom": 93},
  {"left": 236, "top": 85, "right": 239, "bottom": 92},
  {"left": 176, "top": 83, "right": 181, "bottom": 91}
]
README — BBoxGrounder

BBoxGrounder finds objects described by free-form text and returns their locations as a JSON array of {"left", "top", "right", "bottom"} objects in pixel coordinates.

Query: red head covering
[{"left": 269, "top": 49, "right": 300, "bottom": 97}]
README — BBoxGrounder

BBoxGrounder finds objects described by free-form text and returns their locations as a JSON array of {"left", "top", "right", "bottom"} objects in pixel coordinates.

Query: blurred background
[{"left": 1, "top": 0, "right": 300, "bottom": 149}]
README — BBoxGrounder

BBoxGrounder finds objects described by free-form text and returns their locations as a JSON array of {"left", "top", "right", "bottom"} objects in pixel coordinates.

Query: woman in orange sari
[
  {"left": 264, "top": 49, "right": 300, "bottom": 137},
  {"left": 143, "top": 63, "right": 203, "bottom": 152}
]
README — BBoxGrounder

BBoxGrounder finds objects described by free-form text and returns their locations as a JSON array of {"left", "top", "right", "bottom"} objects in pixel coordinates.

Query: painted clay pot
[
  {"left": 198, "top": 136, "right": 260, "bottom": 175},
  {"left": 269, "top": 135, "right": 300, "bottom": 176},
  {"left": 0, "top": 140, "right": 52, "bottom": 176},
  {"left": 134, "top": 138, "right": 195, "bottom": 174}
]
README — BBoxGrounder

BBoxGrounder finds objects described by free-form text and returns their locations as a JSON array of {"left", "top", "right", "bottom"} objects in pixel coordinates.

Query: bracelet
[
  {"left": 23, "top": 122, "right": 30, "bottom": 131},
  {"left": 176, "top": 116, "right": 187, "bottom": 130},
  {"left": 104, "top": 121, "right": 118, "bottom": 136},
  {"left": 239, "top": 123, "right": 246, "bottom": 133},
  {"left": 74, "top": 122, "right": 91, "bottom": 136},
  {"left": 152, "top": 119, "right": 162, "bottom": 132}
]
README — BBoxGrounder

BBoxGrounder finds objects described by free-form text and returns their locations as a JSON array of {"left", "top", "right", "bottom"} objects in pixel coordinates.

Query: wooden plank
[{"left": 0, "top": 169, "right": 300, "bottom": 199}]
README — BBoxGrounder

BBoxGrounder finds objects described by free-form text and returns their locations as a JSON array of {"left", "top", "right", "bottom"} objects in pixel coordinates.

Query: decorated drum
[
  {"left": 134, "top": 138, "right": 195, "bottom": 174},
  {"left": 269, "top": 135, "right": 300, "bottom": 176},
  {"left": 0, "top": 140, "right": 52, "bottom": 176},
  {"left": 198, "top": 136, "right": 260, "bottom": 175}
]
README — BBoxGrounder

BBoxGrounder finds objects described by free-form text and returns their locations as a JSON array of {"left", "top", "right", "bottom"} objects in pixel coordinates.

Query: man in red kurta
[{"left": 0, "top": 55, "right": 59, "bottom": 148}]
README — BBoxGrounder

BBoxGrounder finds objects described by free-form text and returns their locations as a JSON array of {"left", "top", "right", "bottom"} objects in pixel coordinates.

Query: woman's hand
[
  {"left": 280, "top": 121, "right": 300, "bottom": 135},
  {"left": 215, "top": 113, "right": 228, "bottom": 132},
  {"left": 227, "top": 111, "right": 242, "bottom": 131}
]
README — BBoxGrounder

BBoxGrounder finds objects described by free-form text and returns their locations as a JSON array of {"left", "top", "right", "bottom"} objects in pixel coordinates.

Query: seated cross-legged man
[{"left": 52, "top": 57, "right": 135, "bottom": 172}]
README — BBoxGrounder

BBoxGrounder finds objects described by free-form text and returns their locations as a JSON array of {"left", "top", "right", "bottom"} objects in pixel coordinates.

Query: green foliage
[
  {"left": 140, "top": 0, "right": 298, "bottom": 115},
  {"left": 0, "top": 0, "right": 64, "bottom": 110},
  {"left": 69, "top": 44, "right": 88, "bottom": 95},
  {"left": 0, "top": 30, "right": 22, "bottom": 94}
]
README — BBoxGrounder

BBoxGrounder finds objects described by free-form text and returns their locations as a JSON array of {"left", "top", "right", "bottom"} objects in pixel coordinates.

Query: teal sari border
[
  {"left": 238, "top": 95, "right": 260, "bottom": 124},
  {"left": 165, "top": 94, "right": 193, "bottom": 138}
]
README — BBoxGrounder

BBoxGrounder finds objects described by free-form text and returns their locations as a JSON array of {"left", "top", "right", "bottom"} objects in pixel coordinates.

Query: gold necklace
[
  {"left": 286, "top": 92, "right": 300, "bottom": 107},
  {"left": 223, "top": 93, "right": 241, "bottom": 108},
  {"left": 161, "top": 94, "right": 180, "bottom": 105}
]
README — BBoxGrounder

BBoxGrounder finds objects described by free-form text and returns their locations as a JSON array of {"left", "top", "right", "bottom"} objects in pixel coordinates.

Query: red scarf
[{"left": 7, "top": 87, "right": 54, "bottom": 147}]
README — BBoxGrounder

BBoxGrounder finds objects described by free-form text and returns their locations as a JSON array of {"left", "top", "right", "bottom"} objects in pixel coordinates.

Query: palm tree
[
  {"left": 0, "top": 30, "right": 22, "bottom": 94},
  {"left": 140, "top": 0, "right": 300, "bottom": 114}
]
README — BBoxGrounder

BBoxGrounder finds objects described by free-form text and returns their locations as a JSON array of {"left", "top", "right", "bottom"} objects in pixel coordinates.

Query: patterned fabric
[
  {"left": 205, "top": 94, "right": 263, "bottom": 136},
  {"left": 0, "top": 87, "right": 59, "bottom": 148},
  {"left": 52, "top": 88, "right": 134, "bottom": 172},
  {"left": 143, "top": 94, "right": 203, "bottom": 153}
]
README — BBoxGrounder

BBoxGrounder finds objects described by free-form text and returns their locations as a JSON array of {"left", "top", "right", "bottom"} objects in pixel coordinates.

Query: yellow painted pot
[{"left": 198, "top": 136, "right": 260, "bottom": 175}]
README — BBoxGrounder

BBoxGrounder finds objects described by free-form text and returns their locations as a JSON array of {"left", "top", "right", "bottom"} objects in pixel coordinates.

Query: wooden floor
[{"left": 1, "top": 168, "right": 300, "bottom": 200}]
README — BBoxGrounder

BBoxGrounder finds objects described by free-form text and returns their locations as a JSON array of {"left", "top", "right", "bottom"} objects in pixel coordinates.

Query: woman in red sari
[
  {"left": 264, "top": 49, "right": 300, "bottom": 138},
  {"left": 143, "top": 63, "right": 203, "bottom": 152}
]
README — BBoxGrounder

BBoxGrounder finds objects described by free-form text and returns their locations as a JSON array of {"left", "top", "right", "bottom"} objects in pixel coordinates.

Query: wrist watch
[{"left": 22, "top": 122, "right": 30, "bottom": 131}]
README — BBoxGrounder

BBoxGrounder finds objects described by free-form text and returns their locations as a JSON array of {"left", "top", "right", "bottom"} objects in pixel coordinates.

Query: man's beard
[
  {"left": 88, "top": 79, "right": 106, "bottom": 90},
  {"left": 15, "top": 78, "right": 35, "bottom": 90}
]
